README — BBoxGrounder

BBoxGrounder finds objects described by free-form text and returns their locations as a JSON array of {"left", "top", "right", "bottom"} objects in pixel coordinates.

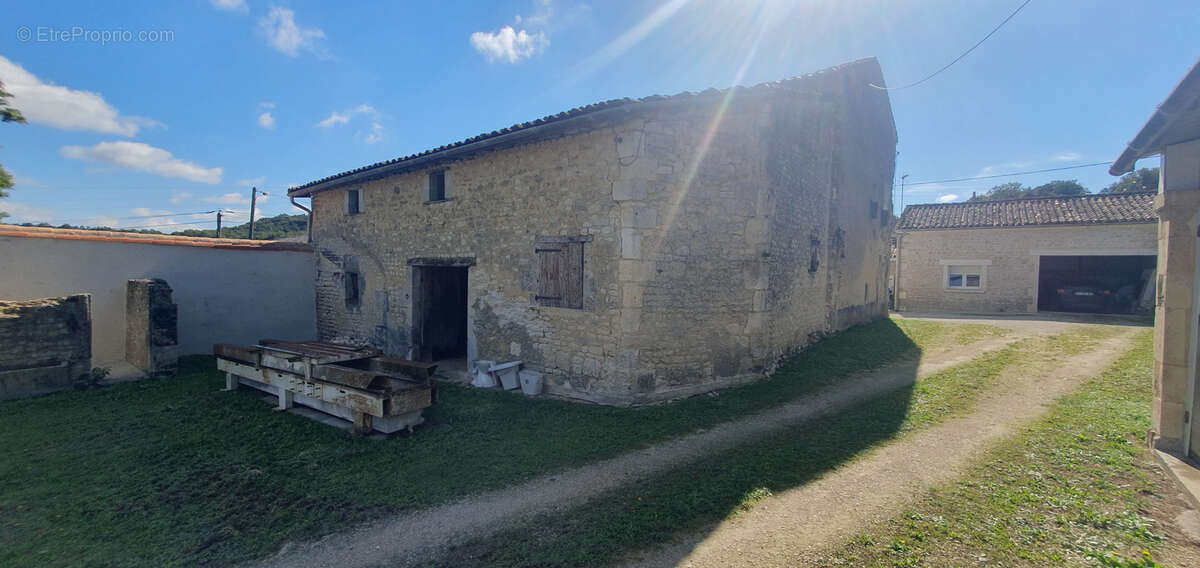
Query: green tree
[
  {"left": 0, "top": 80, "right": 26, "bottom": 220},
  {"left": 968, "top": 179, "right": 1088, "bottom": 201},
  {"left": 1102, "top": 167, "right": 1159, "bottom": 194},
  {"left": 968, "top": 182, "right": 1025, "bottom": 201}
]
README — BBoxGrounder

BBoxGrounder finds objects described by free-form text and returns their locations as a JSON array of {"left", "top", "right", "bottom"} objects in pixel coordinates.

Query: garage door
[{"left": 1037, "top": 255, "right": 1156, "bottom": 314}]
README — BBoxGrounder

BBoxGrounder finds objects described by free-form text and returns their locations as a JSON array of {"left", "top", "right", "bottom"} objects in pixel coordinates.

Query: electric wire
[
  {"left": 871, "top": 0, "right": 1034, "bottom": 91},
  {"left": 905, "top": 161, "right": 1113, "bottom": 187}
]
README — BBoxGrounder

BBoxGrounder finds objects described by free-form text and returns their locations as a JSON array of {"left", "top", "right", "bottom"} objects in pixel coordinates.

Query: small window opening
[
  {"left": 344, "top": 272, "right": 361, "bottom": 309},
  {"left": 869, "top": 200, "right": 878, "bottom": 219},
  {"left": 428, "top": 171, "right": 447, "bottom": 202},
  {"left": 347, "top": 189, "right": 361, "bottom": 215}
]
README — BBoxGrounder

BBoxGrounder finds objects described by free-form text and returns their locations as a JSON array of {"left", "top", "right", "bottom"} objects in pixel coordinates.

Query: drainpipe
[
  {"left": 290, "top": 196, "right": 313, "bottom": 244},
  {"left": 893, "top": 232, "right": 903, "bottom": 312}
]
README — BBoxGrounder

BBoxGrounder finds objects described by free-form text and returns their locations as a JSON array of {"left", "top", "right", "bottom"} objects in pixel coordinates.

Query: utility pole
[
  {"left": 900, "top": 174, "right": 909, "bottom": 212},
  {"left": 248, "top": 187, "right": 268, "bottom": 239},
  {"left": 216, "top": 210, "right": 223, "bottom": 238}
]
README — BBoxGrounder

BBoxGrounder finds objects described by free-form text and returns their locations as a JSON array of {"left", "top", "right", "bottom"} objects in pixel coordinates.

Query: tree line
[{"left": 965, "top": 167, "right": 1159, "bottom": 202}]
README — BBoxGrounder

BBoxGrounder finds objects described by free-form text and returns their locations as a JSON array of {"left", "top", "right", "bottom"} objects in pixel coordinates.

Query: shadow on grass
[
  {"left": 0, "top": 319, "right": 919, "bottom": 567},
  {"left": 432, "top": 368, "right": 920, "bottom": 567}
]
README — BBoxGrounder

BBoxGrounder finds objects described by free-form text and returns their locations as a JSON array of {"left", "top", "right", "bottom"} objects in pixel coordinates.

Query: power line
[
  {"left": 871, "top": 0, "right": 1034, "bottom": 91},
  {"left": 906, "top": 161, "right": 1113, "bottom": 187},
  {"left": 52, "top": 209, "right": 226, "bottom": 226}
]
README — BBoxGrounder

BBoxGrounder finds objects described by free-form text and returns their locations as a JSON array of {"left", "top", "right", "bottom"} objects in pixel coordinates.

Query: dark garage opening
[
  {"left": 1037, "top": 255, "right": 1156, "bottom": 314},
  {"left": 412, "top": 266, "right": 468, "bottom": 362}
]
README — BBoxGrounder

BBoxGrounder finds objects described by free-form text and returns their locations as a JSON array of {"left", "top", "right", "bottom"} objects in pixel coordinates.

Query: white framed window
[{"left": 940, "top": 259, "right": 990, "bottom": 292}]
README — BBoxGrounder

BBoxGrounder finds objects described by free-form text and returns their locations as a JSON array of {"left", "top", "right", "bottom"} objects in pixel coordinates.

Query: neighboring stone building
[
  {"left": 287, "top": 58, "right": 897, "bottom": 404},
  {"left": 894, "top": 193, "right": 1157, "bottom": 314},
  {"left": 1110, "top": 57, "right": 1200, "bottom": 460}
]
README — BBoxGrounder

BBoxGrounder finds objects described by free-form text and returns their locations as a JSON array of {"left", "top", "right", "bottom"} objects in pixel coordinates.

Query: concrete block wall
[
  {"left": 0, "top": 295, "right": 92, "bottom": 399},
  {"left": 896, "top": 223, "right": 1157, "bottom": 314}
]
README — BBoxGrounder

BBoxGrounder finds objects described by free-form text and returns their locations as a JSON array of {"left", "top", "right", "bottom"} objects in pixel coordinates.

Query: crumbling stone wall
[
  {"left": 125, "top": 278, "right": 179, "bottom": 376},
  {"left": 0, "top": 295, "right": 92, "bottom": 399},
  {"left": 308, "top": 61, "right": 896, "bottom": 404}
]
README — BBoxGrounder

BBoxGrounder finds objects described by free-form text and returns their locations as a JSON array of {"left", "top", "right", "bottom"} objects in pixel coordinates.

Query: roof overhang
[
  {"left": 1111, "top": 57, "right": 1200, "bottom": 176},
  {"left": 287, "top": 102, "right": 652, "bottom": 198}
]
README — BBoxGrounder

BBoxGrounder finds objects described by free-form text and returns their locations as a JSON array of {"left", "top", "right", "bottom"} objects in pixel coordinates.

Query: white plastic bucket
[{"left": 519, "top": 370, "right": 543, "bottom": 396}]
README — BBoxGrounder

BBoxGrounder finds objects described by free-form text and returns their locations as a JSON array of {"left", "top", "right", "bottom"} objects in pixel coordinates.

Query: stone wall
[
  {"left": 895, "top": 223, "right": 1158, "bottom": 314},
  {"left": 308, "top": 62, "right": 896, "bottom": 404},
  {"left": 0, "top": 227, "right": 316, "bottom": 366},
  {"left": 0, "top": 295, "right": 92, "bottom": 399},
  {"left": 126, "top": 279, "right": 179, "bottom": 377}
]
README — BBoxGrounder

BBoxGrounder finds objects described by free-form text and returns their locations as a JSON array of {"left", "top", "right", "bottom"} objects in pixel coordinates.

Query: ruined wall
[
  {"left": 0, "top": 295, "right": 92, "bottom": 399},
  {"left": 125, "top": 278, "right": 179, "bottom": 377},
  {"left": 309, "top": 68, "right": 896, "bottom": 404},
  {"left": 0, "top": 232, "right": 315, "bottom": 365},
  {"left": 895, "top": 223, "right": 1157, "bottom": 313}
]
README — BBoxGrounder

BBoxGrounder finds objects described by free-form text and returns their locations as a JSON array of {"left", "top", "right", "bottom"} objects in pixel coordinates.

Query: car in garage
[{"left": 1055, "top": 284, "right": 1113, "bottom": 312}]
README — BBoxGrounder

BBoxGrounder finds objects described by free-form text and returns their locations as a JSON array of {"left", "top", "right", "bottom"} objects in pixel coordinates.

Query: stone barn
[{"left": 287, "top": 57, "right": 897, "bottom": 404}]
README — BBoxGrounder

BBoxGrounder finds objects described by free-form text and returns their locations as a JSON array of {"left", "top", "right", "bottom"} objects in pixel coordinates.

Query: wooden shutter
[{"left": 536, "top": 241, "right": 584, "bottom": 309}]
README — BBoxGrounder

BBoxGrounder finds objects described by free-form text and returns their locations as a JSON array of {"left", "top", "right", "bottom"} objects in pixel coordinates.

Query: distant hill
[
  {"left": 175, "top": 213, "right": 308, "bottom": 240},
  {"left": 6, "top": 213, "right": 309, "bottom": 240}
]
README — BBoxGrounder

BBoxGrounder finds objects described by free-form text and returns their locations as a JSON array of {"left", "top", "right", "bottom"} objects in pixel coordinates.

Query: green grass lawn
[
  {"left": 427, "top": 325, "right": 1119, "bottom": 568},
  {"left": 0, "top": 318, "right": 993, "bottom": 567},
  {"left": 821, "top": 329, "right": 1180, "bottom": 567}
]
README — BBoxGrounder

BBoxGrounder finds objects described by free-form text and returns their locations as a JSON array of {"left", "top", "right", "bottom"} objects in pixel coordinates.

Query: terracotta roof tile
[
  {"left": 0, "top": 225, "right": 312, "bottom": 252},
  {"left": 897, "top": 192, "right": 1157, "bottom": 230}
]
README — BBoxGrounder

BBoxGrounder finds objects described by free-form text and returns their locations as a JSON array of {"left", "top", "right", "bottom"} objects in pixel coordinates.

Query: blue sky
[{"left": 0, "top": 0, "right": 1196, "bottom": 231}]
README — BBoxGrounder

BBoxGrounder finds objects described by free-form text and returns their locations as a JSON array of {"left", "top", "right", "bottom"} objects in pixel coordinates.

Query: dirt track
[{"left": 257, "top": 326, "right": 1026, "bottom": 568}]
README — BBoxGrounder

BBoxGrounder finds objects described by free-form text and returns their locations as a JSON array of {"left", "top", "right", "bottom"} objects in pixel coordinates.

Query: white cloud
[
  {"left": 204, "top": 192, "right": 251, "bottom": 205},
  {"left": 0, "top": 202, "right": 56, "bottom": 223},
  {"left": 317, "top": 111, "right": 350, "bottom": 128},
  {"left": 237, "top": 176, "right": 266, "bottom": 187},
  {"left": 210, "top": 0, "right": 248, "bottom": 12},
  {"left": 317, "top": 104, "right": 377, "bottom": 128},
  {"left": 470, "top": 26, "right": 548, "bottom": 63},
  {"left": 936, "top": 194, "right": 959, "bottom": 204},
  {"left": 364, "top": 122, "right": 384, "bottom": 144},
  {"left": 258, "top": 111, "right": 276, "bottom": 129},
  {"left": 60, "top": 141, "right": 223, "bottom": 184},
  {"left": 259, "top": 6, "right": 326, "bottom": 57},
  {"left": 0, "top": 55, "right": 158, "bottom": 136},
  {"left": 1052, "top": 151, "right": 1083, "bottom": 162},
  {"left": 126, "top": 207, "right": 208, "bottom": 232},
  {"left": 169, "top": 191, "right": 193, "bottom": 204}
]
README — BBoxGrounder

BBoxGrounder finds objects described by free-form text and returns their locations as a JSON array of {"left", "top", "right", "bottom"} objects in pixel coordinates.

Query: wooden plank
[
  {"left": 565, "top": 241, "right": 584, "bottom": 309},
  {"left": 310, "top": 364, "right": 383, "bottom": 390},
  {"left": 537, "top": 246, "right": 565, "bottom": 307},
  {"left": 213, "top": 343, "right": 261, "bottom": 365},
  {"left": 352, "top": 411, "right": 373, "bottom": 435},
  {"left": 217, "top": 358, "right": 387, "bottom": 417},
  {"left": 387, "top": 386, "right": 434, "bottom": 415},
  {"left": 370, "top": 357, "right": 437, "bottom": 381}
]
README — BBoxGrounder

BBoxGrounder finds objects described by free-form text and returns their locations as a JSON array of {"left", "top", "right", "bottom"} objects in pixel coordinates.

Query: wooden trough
[{"left": 213, "top": 339, "right": 436, "bottom": 434}]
